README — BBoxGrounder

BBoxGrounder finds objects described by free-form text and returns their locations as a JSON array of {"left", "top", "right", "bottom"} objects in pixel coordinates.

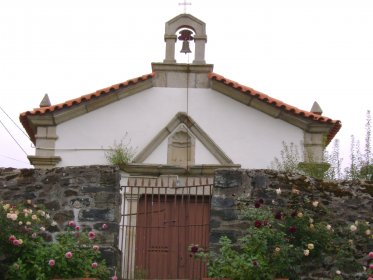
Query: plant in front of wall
[
  {"left": 367, "top": 251, "right": 373, "bottom": 280},
  {"left": 7, "top": 228, "right": 110, "bottom": 280},
  {"left": 105, "top": 132, "right": 137, "bottom": 167},
  {"left": 0, "top": 200, "right": 111, "bottom": 280},
  {"left": 194, "top": 189, "right": 373, "bottom": 280},
  {"left": 271, "top": 141, "right": 302, "bottom": 174},
  {"left": 0, "top": 200, "right": 53, "bottom": 277}
]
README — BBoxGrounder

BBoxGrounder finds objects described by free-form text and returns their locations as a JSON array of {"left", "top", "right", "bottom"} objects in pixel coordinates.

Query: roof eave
[
  {"left": 209, "top": 73, "right": 342, "bottom": 144},
  {"left": 19, "top": 74, "right": 155, "bottom": 142}
]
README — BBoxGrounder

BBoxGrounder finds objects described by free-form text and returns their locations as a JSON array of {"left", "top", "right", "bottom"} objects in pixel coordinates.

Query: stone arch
[{"left": 164, "top": 14, "right": 207, "bottom": 64}]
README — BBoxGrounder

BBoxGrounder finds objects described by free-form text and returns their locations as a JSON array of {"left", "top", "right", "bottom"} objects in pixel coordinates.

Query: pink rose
[
  {"left": 65, "top": 251, "right": 73, "bottom": 259},
  {"left": 369, "top": 263, "right": 373, "bottom": 269},
  {"left": 12, "top": 239, "right": 20, "bottom": 246},
  {"left": 68, "top": 220, "right": 76, "bottom": 227},
  {"left": 88, "top": 231, "right": 96, "bottom": 240},
  {"left": 369, "top": 252, "right": 373, "bottom": 258},
  {"left": 75, "top": 225, "right": 80, "bottom": 231},
  {"left": 48, "top": 259, "right": 55, "bottom": 267},
  {"left": 9, "top": 235, "right": 16, "bottom": 242},
  {"left": 102, "top": 223, "right": 109, "bottom": 230},
  {"left": 91, "top": 262, "right": 98, "bottom": 268},
  {"left": 111, "top": 276, "right": 118, "bottom": 280}
]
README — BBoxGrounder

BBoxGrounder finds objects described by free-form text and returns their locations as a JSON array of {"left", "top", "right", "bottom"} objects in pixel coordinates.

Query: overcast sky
[{"left": 1, "top": 0, "right": 372, "bottom": 169}]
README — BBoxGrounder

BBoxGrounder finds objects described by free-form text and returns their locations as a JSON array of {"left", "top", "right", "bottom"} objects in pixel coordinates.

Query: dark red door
[{"left": 135, "top": 194, "right": 210, "bottom": 279}]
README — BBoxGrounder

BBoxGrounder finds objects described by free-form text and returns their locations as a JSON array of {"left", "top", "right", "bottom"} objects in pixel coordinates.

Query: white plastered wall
[{"left": 55, "top": 87, "right": 303, "bottom": 168}]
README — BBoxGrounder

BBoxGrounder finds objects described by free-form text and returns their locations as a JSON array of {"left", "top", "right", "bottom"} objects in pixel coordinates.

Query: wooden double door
[{"left": 135, "top": 194, "right": 210, "bottom": 279}]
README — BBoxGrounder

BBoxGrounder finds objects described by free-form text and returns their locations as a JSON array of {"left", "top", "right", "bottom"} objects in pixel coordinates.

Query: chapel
[
  {"left": 19, "top": 12, "right": 342, "bottom": 279},
  {"left": 20, "top": 13, "right": 341, "bottom": 176}
]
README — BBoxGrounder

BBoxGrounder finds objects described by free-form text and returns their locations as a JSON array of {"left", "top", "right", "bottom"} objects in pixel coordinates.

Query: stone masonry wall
[
  {"left": 0, "top": 165, "right": 121, "bottom": 272},
  {"left": 211, "top": 169, "right": 373, "bottom": 279}
]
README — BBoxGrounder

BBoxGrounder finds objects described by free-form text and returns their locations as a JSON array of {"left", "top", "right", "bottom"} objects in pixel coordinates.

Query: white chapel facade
[{"left": 20, "top": 13, "right": 341, "bottom": 175}]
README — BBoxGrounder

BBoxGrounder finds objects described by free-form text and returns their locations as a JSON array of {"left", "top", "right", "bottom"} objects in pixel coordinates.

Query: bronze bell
[{"left": 180, "top": 40, "right": 191, "bottom": 54}]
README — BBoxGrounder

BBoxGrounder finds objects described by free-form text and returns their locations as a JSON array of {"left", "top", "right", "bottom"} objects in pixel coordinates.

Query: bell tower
[
  {"left": 152, "top": 14, "right": 213, "bottom": 88},
  {"left": 163, "top": 13, "right": 207, "bottom": 64}
]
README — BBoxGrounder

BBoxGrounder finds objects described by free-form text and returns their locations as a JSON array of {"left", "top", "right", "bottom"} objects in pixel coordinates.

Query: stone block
[
  {"left": 93, "top": 192, "right": 117, "bottom": 205},
  {"left": 69, "top": 197, "right": 91, "bottom": 208},
  {"left": 14, "top": 192, "right": 36, "bottom": 200},
  {"left": 100, "top": 170, "right": 118, "bottom": 187},
  {"left": 209, "top": 219, "right": 221, "bottom": 229},
  {"left": 252, "top": 175, "right": 267, "bottom": 188},
  {"left": 100, "top": 246, "right": 117, "bottom": 267},
  {"left": 210, "top": 209, "right": 237, "bottom": 221},
  {"left": 81, "top": 186, "right": 112, "bottom": 193},
  {"left": 41, "top": 175, "right": 60, "bottom": 185},
  {"left": 44, "top": 200, "right": 61, "bottom": 211},
  {"left": 79, "top": 208, "right": 115, "bottom": 222},
  {"left": 209, "top": 229, "right": 238, "bottom": 244},
  {"left": 25, "top": 184, "right": 43, "bottom": 192},
  {"left": 211, "top": 196, "right": 235, "bottom": 208},
  {"left": 53, "top": 210, "right": 74, "bottom": 224},
  {"left": 64, "top": 189, "right": 79, "bottom": 197},
  {"left": 214, "top": 169, "right": 242, "bottom": 189}
]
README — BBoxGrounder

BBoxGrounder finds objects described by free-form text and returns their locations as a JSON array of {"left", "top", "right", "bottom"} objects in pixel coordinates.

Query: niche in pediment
[{"left": 167, "top": 125, "right": 195, "bottom": 167}]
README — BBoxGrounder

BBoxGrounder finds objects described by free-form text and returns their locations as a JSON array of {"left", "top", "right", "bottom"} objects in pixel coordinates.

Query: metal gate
[{"left": 119, "top": 176, "right": 212, "bottom": 280}]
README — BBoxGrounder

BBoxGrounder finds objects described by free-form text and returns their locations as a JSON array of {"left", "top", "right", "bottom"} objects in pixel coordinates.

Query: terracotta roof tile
[
  {"left": 208, "top": 72, "right": 341, "bottom": 144},
  {"left": 20, "top": 71, "right": 341, "bottom": 145},
  {"left": 20, "top": 73, "right": 155, "bottom": 143}
]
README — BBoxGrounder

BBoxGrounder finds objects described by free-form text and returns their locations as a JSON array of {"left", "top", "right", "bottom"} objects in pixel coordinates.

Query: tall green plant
[
  {"left": 271, "top": 141, "right": 301, "bottom": 173},
  {"left": 344, "top": 110, "right": 373, "bottom": 180},
  {"left": 271, "top": 142, "right": 329, "bottom": 179},
  {"left": 361, "top": 110, "right": 373, "bottom": 180},
  {"left": 324, "top": 139, "right": 343, "bottom": 180}
]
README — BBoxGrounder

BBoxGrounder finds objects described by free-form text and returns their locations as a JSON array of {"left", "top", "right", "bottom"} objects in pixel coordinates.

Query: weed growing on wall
[{"left": 105, "top": 132, "right": 136, "bottom": 166}]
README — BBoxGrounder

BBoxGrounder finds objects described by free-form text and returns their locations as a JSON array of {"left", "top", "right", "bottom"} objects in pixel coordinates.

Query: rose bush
[
  {"left": 0, "top": 200, "right": 110, "bottom": 280},
  {"left": 190, "top": 188, "right": 373, "bottom": 279}
]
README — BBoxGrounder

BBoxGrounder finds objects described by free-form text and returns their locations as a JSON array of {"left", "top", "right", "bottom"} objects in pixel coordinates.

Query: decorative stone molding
[
  {"left": 119, "top": 163, "right": 240, "bottom": 176},
  {"left": 29, "top": 125, "right": 61, "bottom": 169},
  {"left": 27, "top": 155, "right": 61, "bottom": 169},
  {"left": 133, "top": 112, "right": 234, "bottom": 165},
  {"left": 303, "top": 132, "right": 326, "bottom": 163},
  {"left": 167, "top": 124, "right": 196, "bottom": 167},
  {"left": 152, "top": 63, "right": 213, "bottom": 88}
]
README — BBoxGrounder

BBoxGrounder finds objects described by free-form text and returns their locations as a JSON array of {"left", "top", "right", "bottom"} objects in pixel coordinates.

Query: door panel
[{"left": 135, "top": 195, "right": 210, "bottom": 279}]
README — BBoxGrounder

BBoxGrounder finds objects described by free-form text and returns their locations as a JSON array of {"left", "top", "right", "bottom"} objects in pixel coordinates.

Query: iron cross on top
[{"left": 178, "top": 0, "right": 191, "bottom": 13}]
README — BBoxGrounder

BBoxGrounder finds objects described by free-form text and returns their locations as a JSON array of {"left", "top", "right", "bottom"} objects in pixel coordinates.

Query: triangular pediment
[{"left": 133, "top": 112, "right": 233, "bottom": 165}]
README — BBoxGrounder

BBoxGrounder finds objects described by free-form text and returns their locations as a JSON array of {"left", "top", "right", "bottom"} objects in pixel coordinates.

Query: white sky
[{"left": 0, "top": 0, "right": 372, "bottom": 169}]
